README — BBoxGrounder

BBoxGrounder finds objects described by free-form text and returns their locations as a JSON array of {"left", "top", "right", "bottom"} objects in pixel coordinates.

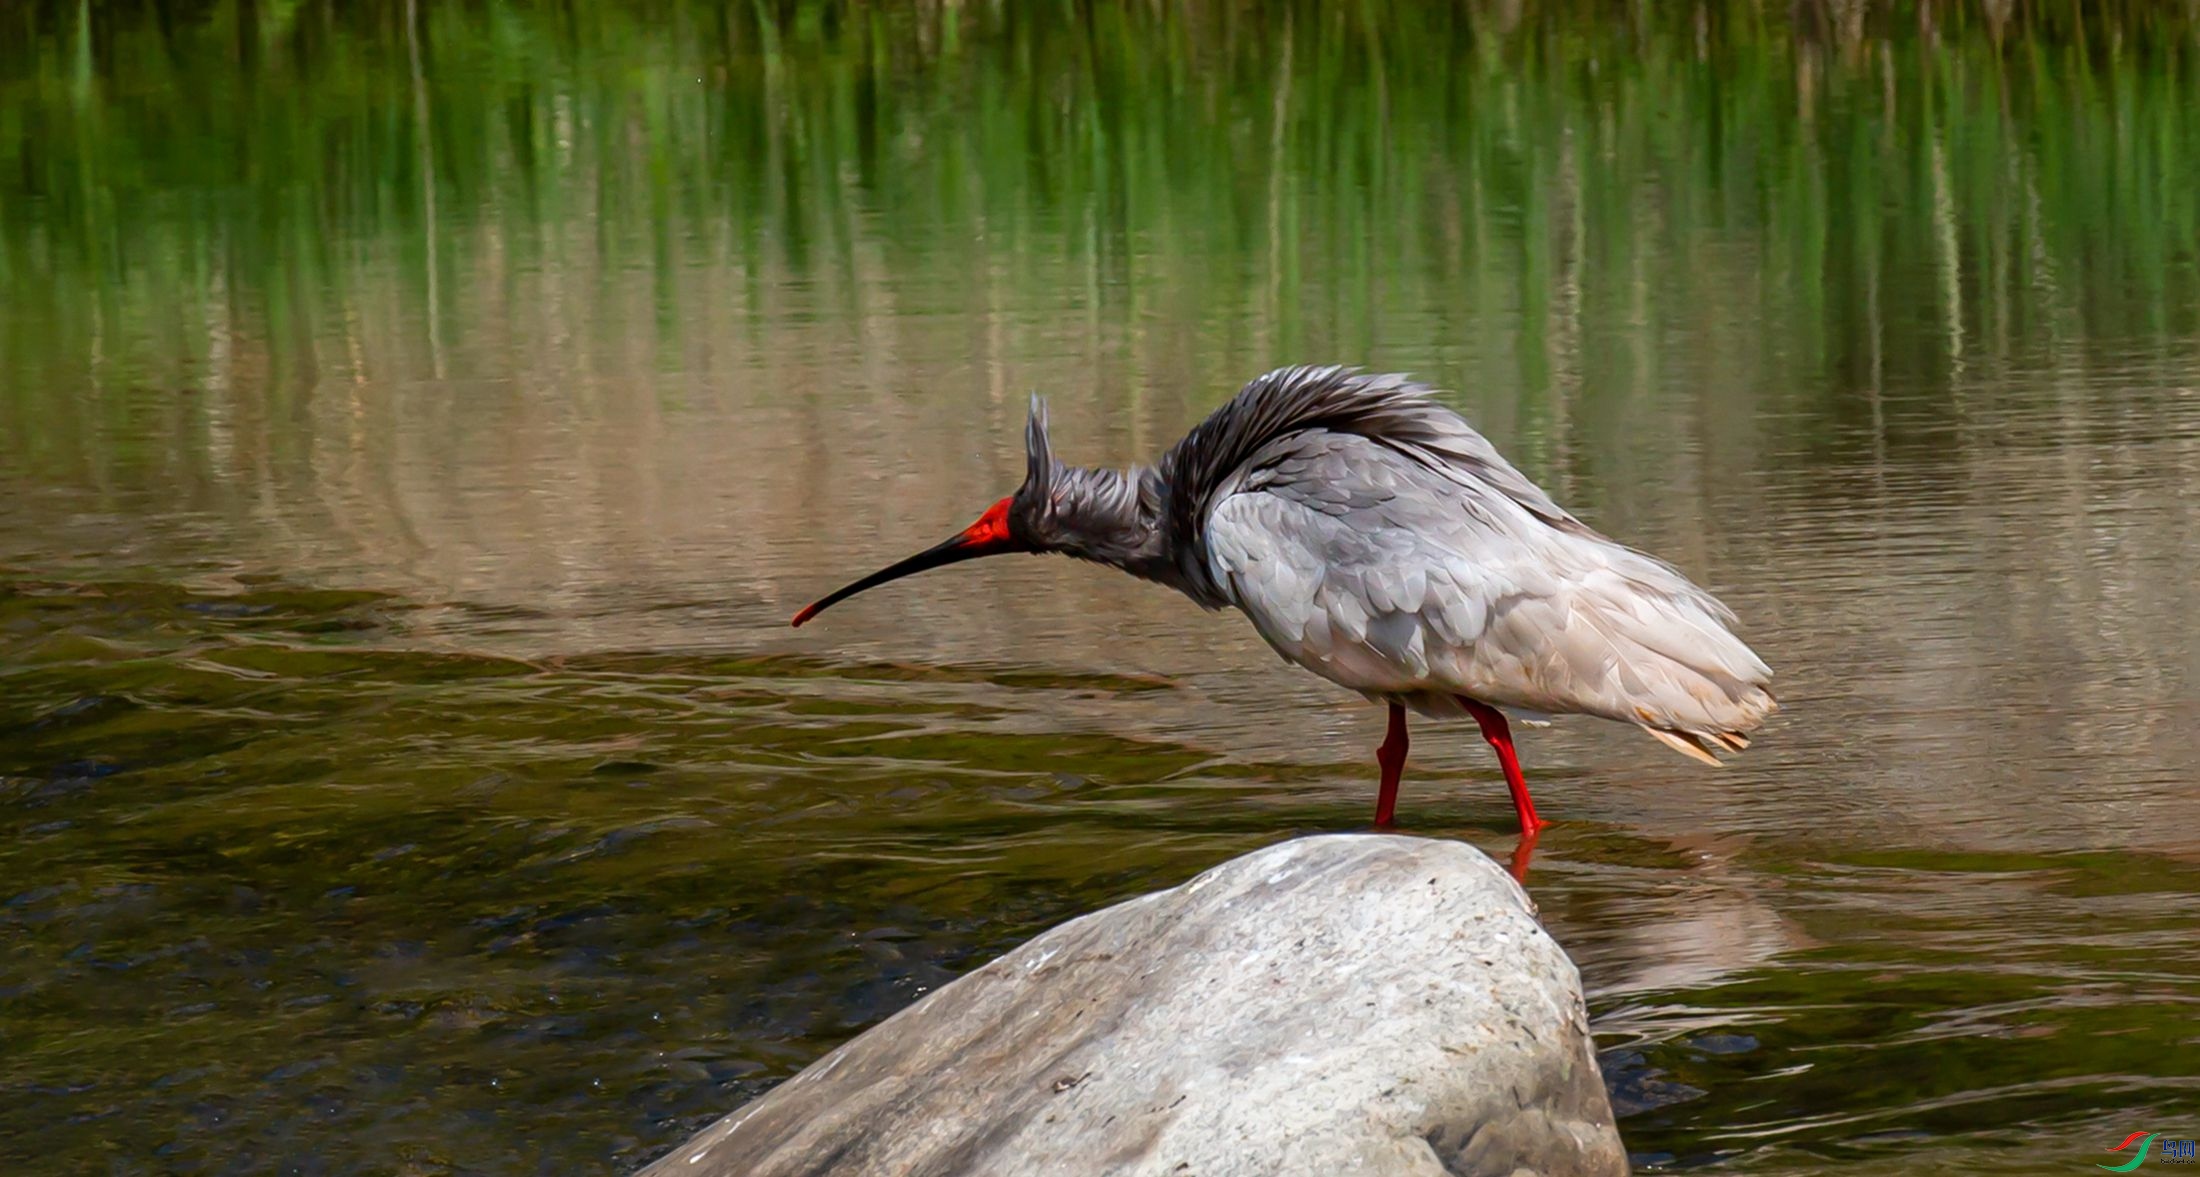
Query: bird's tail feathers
[
  {"left": 1640, "top": 724, "right": 1727, "bottom": 766},
  {"left": 1637, "top": 721, "right": 1763, "bottom": 766},
  {"left": 1570, "top": 569, "right": 1779, "bottom": 752}
]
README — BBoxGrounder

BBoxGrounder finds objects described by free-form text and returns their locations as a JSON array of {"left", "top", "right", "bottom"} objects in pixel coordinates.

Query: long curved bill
[{"left": 791, "top": 498, "right": 1021, "bottom": 627}]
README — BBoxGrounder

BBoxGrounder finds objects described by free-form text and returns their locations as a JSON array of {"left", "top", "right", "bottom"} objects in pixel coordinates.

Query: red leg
[
  {"left": 1373, "top": 702, "right": 1408, "bottom": 829},
  {"left": 1458, "top": 698, "right": 1549, "bottom": 834}
]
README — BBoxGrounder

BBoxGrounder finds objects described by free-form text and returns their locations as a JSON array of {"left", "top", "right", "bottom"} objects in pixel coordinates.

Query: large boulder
[{"left": 642, "top": 834, "right": 1625, "bottom": 1177}]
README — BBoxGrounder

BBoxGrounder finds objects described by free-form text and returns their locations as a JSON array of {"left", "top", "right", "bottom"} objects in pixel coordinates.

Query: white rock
[{"left": 641, "top": 834, "right": 1625, "bottom": 1177}]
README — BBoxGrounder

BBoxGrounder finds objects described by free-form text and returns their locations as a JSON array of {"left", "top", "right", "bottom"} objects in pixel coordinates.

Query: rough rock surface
[{"left": 640, "top": 834, "right": 1626, "bottom": 1177}]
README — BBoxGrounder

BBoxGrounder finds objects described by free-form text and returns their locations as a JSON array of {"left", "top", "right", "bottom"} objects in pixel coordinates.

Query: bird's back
[{"left": 1178, "top": 367, "right": 1775, "bottom": 761}]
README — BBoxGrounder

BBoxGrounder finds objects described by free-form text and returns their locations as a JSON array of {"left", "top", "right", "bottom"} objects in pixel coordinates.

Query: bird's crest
[{"left": 1023, "top": 394, "right": 1056, "bottom": 497}]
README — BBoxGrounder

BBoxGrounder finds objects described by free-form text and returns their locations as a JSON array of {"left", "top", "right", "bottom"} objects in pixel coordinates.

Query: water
[{"left": 5, "top": 3, "right": 2200, "bottom": 1173}]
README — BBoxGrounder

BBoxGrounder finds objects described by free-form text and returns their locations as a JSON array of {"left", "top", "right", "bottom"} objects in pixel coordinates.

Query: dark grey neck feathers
[{"left": 1010, "top": 462, "right": 1180, "bottom": 589}]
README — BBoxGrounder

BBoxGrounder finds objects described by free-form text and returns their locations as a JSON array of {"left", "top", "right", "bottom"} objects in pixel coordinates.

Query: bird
[{"left": 793, "top": 365, "right": 1775, "bottom": 839}]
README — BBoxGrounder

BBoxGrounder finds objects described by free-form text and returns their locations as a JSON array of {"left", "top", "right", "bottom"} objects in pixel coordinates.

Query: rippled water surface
[{"left": 5, "top": 4, "right": 2200, "bottom": 1173}]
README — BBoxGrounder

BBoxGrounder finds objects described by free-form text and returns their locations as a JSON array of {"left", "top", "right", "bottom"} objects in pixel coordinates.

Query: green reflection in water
[{"left": 4, "top": 3, "right": 2200, "bottom": 1174}]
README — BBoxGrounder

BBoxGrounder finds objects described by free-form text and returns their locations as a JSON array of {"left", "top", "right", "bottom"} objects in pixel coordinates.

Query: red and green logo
[
  {"left": 2101, "top": 1132, "right": 2199, "bottom": 1170},
  {"left": 2101, "top": 1133, "right": 2158, "bottom": 1172}
]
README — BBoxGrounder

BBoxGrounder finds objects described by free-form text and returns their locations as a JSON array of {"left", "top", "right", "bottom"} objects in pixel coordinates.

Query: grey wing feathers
[
  {"left": 1194, "top": 369, "right": 1775, "bottom": 760},
  {"left": 1160, "top": 366, "right": 1589, "bottom": 604},
  {"left": 1163, "top": 365, "right": 1591, "bottom": 542}
]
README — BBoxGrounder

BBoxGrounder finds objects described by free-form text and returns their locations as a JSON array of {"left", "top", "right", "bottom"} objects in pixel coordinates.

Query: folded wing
[{"left": 1203, "top": 426, "right": 1775, "bottom": 760}]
